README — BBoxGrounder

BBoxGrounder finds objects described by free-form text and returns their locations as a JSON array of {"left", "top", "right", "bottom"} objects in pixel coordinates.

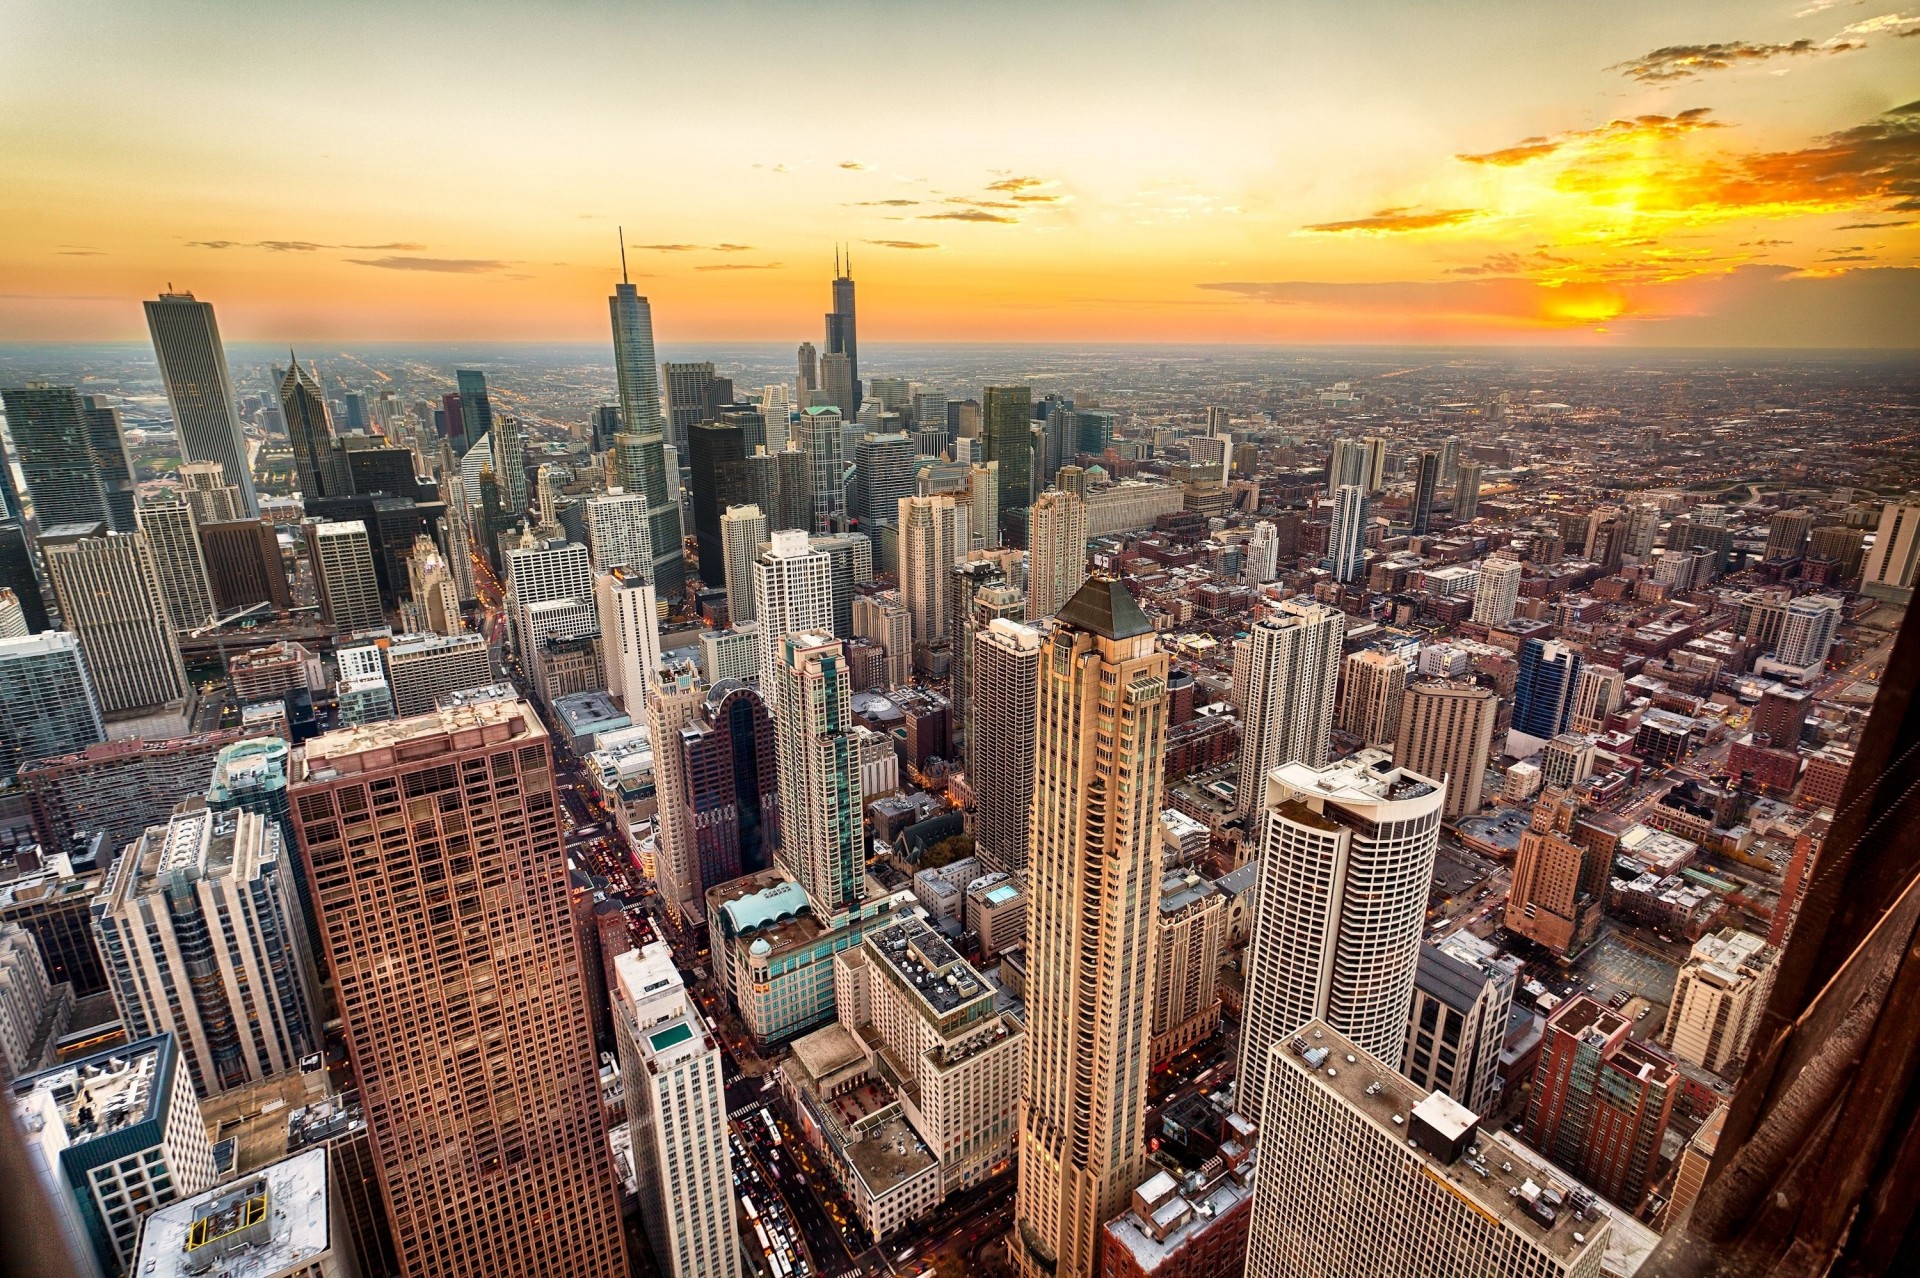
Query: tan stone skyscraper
[
  {"left": 1011, "top": 576, "right": 1169, "bottom": 1278},
  {"left": 1394, "top": 678, "right": 1499, "bottom": 818},
  {"left": 289, "top": 698, "right": 627, "bottom": 1278}
]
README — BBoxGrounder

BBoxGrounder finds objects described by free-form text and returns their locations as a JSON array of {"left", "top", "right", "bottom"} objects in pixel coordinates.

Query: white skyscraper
[
  {"left": 1025, "top": 488, "right": 1089, "bottom": 619},
  {"left": 305, "top": 519, "right": 384, "bottom": 634},
  {"left": 760, "top": 383, "right": 793, "bottom": 452},
  {"left": 1473, "top": 555, "right": 1523, "bottom": 628},
  {"left": 583, "top": 488, "right": 655, "bottom": 578},
  {"left": 1863, "top": 501, "right": 1920, "bottom": 604},
  {"left": 596, "top": 567, "right": 662, "bottom": 707},
  {"left": 42, "top": 531, "right": 190, "bottom": 717},
  {"left": 614, "top": 943, "right": 741, "bottom": 1278},
  {"left": 1771, "top": 594, "right": 1844, "bottom": 670},
  {"left": 1234, "top": 601, "right": 1345, "bottom": 819},
  {"left": 751, "top": 530, "right": 834, "bottom": 708},
  {"left": 1570, "top": 665, "right": 1625, "bottom": 734},
  {"left": 1327, "top": 483, "right": 1370, "bottom": 583},
  {"left": 774, "top": 632, "right": 865, "bottom": 916},
  {"left": 1244, "top": 519, "right": 1281, "bottom": 583},
  {"left": 133, "top": 496, "right": 216, "bottom": 633},
  {"left": 1236, "top": 749, "right": 1445, "bottom": 1121},
  {"left": 899, "top": 494, "right": 965, "bottom": 651},
  {"left": 719, "top": 504, "right": 768, "bottom": 623},
  {"left": 143, "top": 291, "right": 260, "bottom": 516}
]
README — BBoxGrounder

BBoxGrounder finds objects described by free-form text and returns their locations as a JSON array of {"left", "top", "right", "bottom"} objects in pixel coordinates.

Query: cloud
[
  {"left": 348, "top": 256, "right": 508, "bottom": 273},
  {"left": 184, "top": 237, "right": 427, "bottom": 252},
  {"left": 634, "top": 242, "right": 756, "bottom": 252},
  {"left": 986, "top": 176, "right": 1047, "bottom": 193},
  {"left": 1301, "top": 207, "right": 1480, "bottom": 234},
  {"left": 342, "top": 241, "right": 426, "bottom": 251},
  {"left": 1457, "top": 108, "right": 1723, "bottom": 166},
  {"left": 1837, "top": 219, "right": 1912, "bottom": 227},
  {"left": 855, "top": 199, "right": 921, "bottom": 207},
  {"left": 1824, "top": 253, "right": 1878, "bottom": 260},
  {"left": 635, "top": 243, "right": 698, "bottom": 251},
  {"left": 840, "top": 161, "right": 868, "bottom": 170},
  {"left": 712, "top": 243, "right": 754, "bottom": 252},
  {"left": 1682, "top": 99, "right": 1920, "bottom": 214},
  {"left": 1836, "top": 13, "right": 1920, "bottom": 38},
  {"left": 186, "top": 240, "right": 239, "bottom": 249},
  {"left": 865, "top": 239, "right": 940, "bottom": 249},
  {"left": 1610, "top": 40, "right": 1831, "bottom": 82},
  {"left": 694, "top": 262, "right": 785, "bottom": 271},
  {"left": 56, "top": 249, "right": 104, "bottom": 256},
  {"left": 256, "top": 240, "right": 329, "bottom": 252},
  {"left": 1448, "top": 248, "right": 1573, "bottom": 276},
  {"left": 920, "top": 209, "right": 1019, "bottom": 223}
]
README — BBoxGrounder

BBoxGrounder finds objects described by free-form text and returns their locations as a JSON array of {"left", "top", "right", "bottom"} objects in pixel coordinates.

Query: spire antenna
[
  {"left": 835, "top": 243, "right": 840, "bottom": 277},
  {"left": 618, "top": 226, "right": 628, "bottom": 284}
]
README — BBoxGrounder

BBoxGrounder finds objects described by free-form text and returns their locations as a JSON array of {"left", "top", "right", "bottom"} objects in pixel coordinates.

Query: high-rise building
[
  {"left": 80, "top": 394, "right": 136, "bottom": 532},
  {"left": 610, "top": 272, "right": 685, "bottom": 600},
  {"left": 1325, "top": 483, "right": 1369, "bottom": 583},
  {"left": 200, "top": 516, "right": 292, "bottom": 614},
  {"left": 718, "top": 504, "right": 767, "bottom": 623},
  {"left": 1401, "top": 933, "right": 1517, "bottom": 1115},
  {"left": 0, "top": 587, "right": 23, "bottom": 638},
  {"left": 1233, "top": 601, "right": 1344, "bottom": 819},
  {"left": 1236, "top": 749, "right": 1444, "bottom": 1121},
  {"left": 94, "top": 805, "right": 315, "bottom": 1097},
  {"left": 288, "top": 699, "right": 627, "bottom": 1277},
  {"left": 663, "top": 361, "right": 716, "bottom": 453},
  {"left": 1454, "top": 460, "right": 1485, "bottom": 522},
  {"left": 760, "top": 383, "right": 793, "bottom": 452},
  {"left": 983, "top": 387, "right": 1033, "bottom": 546},
  {"left": 596, "top": 567, "right": 661, "bottom": 708},
  {"left": 134, "top": 496, "right": 217, "bottom": 633},
  {"left": 144, "top": 292, "right": 260, "bottom": 516},
  {"left": 1569, "top": 665, "right": 1624, "bottom": 734},
  {"left": 1025, "top": 489, "right": 1089, "bottom": 620},
  {"left": 796, "top": 341, "right": 818, "bottom": 399},
  {"left": 0, "top": 632, "right": 103, "bottom": 781},
  {"left": 1514, "top": 639, "right": 1583, "bottom": 740},
  {"left": 1394, "top": 679, "right": 1498, "bottom": 819},
  {"left": 1525, "top": 994, "right": 1678, "bottom": 1208},
  {"left": 953, "top": 568, "right": 1020, "bottom": 763},
  {"left": 646, "top": 661, "right": 708, "bottom": 926},
  {"left": 750, "top": 530, "right": 833, "bottom": 708},
  {"left": 383, "top": 631, "right": 493, "bottom": 717},
  {"left": 129, "top": 1147, "right": 354, "bottom": 1278},
  {"left": 613, "top": 944, "right": 740, "bottom": 1278},
  {"left": 582, "top": 488, "right": 654, "bottom": 578},
  {"left": 0, "top": 920, "right": 52, "bottom": 1082},
  {"left": 1505, "top": 789, "right": 1604, "bottom": 956},
  {"left": 971, "top": 619, "right": 1042, "bottom": 876},
  {"left": 404, "top": 533, "right": 463, "bottom": 636},
  {"left": 852, "top": 590, "right": 912, "bottom": 691},
  {"left": 854, "top": 430, "right": 916, "bottom": 526},
  {"left": 1337, "top": 648, "right": 1406, "bottom": 749},
  {"left": 819, "top": 352, "right": 855, "bottom": 419},
  {"left": 679, "top": 677, "right": 778, "bottom": 879},
  {"left": 179, "top": 459, "right": 244, "bottom": 525},
  {"left": 825, "top": 250, "right": 860, "bottom": 414},
  {"left": 773, "top": 633, "right": 866, "bottom": 917},
  {"left": 455, "top": 368, "right": 495, "bottom": 456},
  {"left": 899, "top": 494, "right": 963, "bottom": 654},
  {"left": 1150, "top": 870, "right": 1226, "bottom": 1062},
  {"left": 1243, "top": 519, "right": 1280, "bottom": 583},
  {"left": 43, "top": 531, "right": 190, "bottom": 717},
  {"left": 0, "top": 383, "right": 111, "bottom": 528},
  {"left": 1664, "top": 928, "right": 1780, "bottom": 1075},
  {"left": 491, "top": 412, "right": 527, "bottom": 515},
  {"left": 1010, "top": 576, "right": 1168, "bottom": 1278},
  {"left": 1326, "top": 437, "right": 1369, "bottom": 491},
  {"left": 1769, "top": 594, "right": 1844, "bottom": 670},
  {"left": 793, "top": 406, "right": 846, "bottom": 532},
  {"left": 1473, "top": 555, "right": 1523, "bottom": 628},
  {"left": 304, "top": 520, "right": 384, "bottom": 634},
  {"left": 1247, "top": 1022, "right": 1611, "bottom": 1278},
  {"left": 1764, "top": 508, "right": 1815, "bottom": 562},
  {"left": 0, "top": 521, "right": 51, "bottom": 631},
  {"left": 1409, "top": 448, "right": 1441, "bottom": 536}
]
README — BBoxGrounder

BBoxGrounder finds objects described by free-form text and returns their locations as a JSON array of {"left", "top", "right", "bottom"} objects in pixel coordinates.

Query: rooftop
[
  {"left": 1270, "top": 747, "right": 1442, "bottom": 814},
  {"left": 12, "top": 1034, "right": 169, "bottom": 1145},
  {"left": 867, "top": 915, "right": 990, "bottom": 1020},
  {"left": 1056, "top": 574, "right": 1153, "bottom": 640},
  {"left": 132, "top": 1147, "right": 331, "bottom": 1278},
  {"left": 295, "top": 697, "right": 537, "bottom": 779}
]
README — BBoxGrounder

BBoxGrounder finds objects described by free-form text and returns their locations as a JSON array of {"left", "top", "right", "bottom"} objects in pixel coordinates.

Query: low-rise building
[
  {"left": 963, "top": 873, "right": 1026, "bottom": 958},
  {"left": 1100, "top": 1152, "right": 1256, "bottom": 1278}
]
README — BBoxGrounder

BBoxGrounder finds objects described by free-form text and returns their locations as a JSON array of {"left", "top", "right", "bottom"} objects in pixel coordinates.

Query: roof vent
[{"left": 1391, "top": 1114, "right": 1403, "bottom": 1125}]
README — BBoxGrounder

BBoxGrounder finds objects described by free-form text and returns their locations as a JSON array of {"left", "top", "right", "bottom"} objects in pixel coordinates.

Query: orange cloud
[
  {"left": 1457, "top": 108, "right": 1723, "bottom": 166},
  {"left": 1301, "top": 207, "right": 1480, "bottom": 234},
  {"left": 1609, "top": 39, "right": 1843, "bottom": 82}
]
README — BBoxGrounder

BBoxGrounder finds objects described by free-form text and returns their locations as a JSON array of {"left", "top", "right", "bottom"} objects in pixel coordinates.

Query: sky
[{"left": 1, "top": 0, "right": 1917, "bottom": 346}]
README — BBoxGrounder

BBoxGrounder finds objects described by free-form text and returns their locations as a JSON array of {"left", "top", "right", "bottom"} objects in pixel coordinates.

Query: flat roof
[
  {"left": 12, "top": 1034, "right": 170, "bottom": 1145},
  {"left": 132, "top": 1147, "right": 331, "bottom": 1278}
]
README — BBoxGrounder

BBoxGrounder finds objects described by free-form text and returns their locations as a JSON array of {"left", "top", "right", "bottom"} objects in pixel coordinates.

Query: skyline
[{"left": 2, "top": 0, "right": 1916, "bottom": 346}]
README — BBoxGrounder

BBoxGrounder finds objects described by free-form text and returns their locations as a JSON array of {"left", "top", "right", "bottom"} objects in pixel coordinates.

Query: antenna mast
[{"left": 618, "top": 226, "right": 628, "bottom": 284}]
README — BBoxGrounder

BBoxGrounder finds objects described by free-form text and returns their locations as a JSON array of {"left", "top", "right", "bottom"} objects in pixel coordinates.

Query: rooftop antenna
[
  {"left": 835, "top": 243, "right": 840, "bottom": 277},
  {"left": 618, "top": 226, "right": 628, "bottom": 284},
  {"left": 844, "top": 243, "right": 851, "bottom": 276}
]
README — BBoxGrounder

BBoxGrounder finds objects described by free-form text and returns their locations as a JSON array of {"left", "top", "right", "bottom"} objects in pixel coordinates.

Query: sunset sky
[{"left": 2, "top": 0, "right": 1917, "bottom": 345}]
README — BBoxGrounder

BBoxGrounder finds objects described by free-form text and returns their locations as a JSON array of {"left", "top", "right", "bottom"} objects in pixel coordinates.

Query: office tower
[
  {"left": 1473, "top": 554, "right": 1522, "bottom": 628},
  {"left": 1570, "top": 665, "right": 1624, "bottom": 734},
  {"left": 1025, "top": 488, "right": 1089, "bottom": 619},
  {"left": 1402, "top": 934, "right": 1517, "bottom": 1116},
  {"left": 0, "top": 632, "right": 103, "bottom": 780},
  {"left": 759, "top": 383, "right": 793, "bottom": 452},
  {"left": 581, "top": 488, "right": 654, "bottom": 578},
  {"left": 200, "top": 518, "right": 293, "bottom": 612},
  {"left": 718, "top": 504, "right": 767, "bottom": 623},
  {"left": 134, "top": 497, "right": 216, "bottom": 632},
  {"left": 899, "top": 494, "right": 963, "bottom": 652},
  {"left": 129, "top": 1147, "right": 353, "bottom": 1278},
  {"left": 488, "top": 412, "right": 526, "bottom": 516},
  {"left": 771, "top": 444, "right": 811, "bottom": 532},
  {"left": 853, "top": 430, "right": 916, "bottom": 526},
  {"left": 143, "top": 292, "right": 259, "bottom": 516},
  {"left": 587, "top": 403, "right": 621, "bottom": 455},
  {"left": 341, "top": 390, "right": 369, "bottom": 431},
  {"left": 1186, "top": 431, "right": 1228, "bottom": 485},
  {"left": 810, "top": 531, "right": 870, "bottom": 639},
  {"left": 504, "top": 534, "right": 600, "bottom": 702},
  {"left": 384, "top": 631, "right": 492, "bottom": 717},
  {"left": 971, "top": 619, "right": 1042, "bottom": 876},
  {"left": 43, "top": 532, "right": 189, "bottom": 717},
  {"left": 983, "top": 386, "right": 1033, "bottom": 545},
  {"left": 1525, "top": 995, "right": 1678, "bottom": 1207},
  {"left": 674, "top": 677, "right": 778, "bottom": 879},
  {"left": 1151, "top": 870, "right": 1226, "bottom": 1062},
  {"left": 1808, "top": 523, "right": 1866, "bottom": 579},
  {"left": 1236, "top": 749, "right": 1444, "bottom": 1121},
  {"left": 688, "top": 418, "right": 750, "bottom": 582},
  {"left": 796, "top": 341, "right": 818, "bottom": 399},
  {"left": 1010, "top": 576, "right": 1168, "bottom": 1278},
  {"left": 1539, "top": 733, "right": 1597, "bottom": 792},
  {"left": 304, "top": 520, "right": 384, "bottom": 633},
  {"left": 1247, "top": 1023, "right": 1610, "bottom": 1278},
  {"left": 1505, "top": 790, "right": 1602, "bottom": 956},
  {"left": 0, "top": 383, "right": 110, "bottom": 528},
  {"left": 1764, "top": 507, "right": 1815, "bottom": 562},
  {"left": 1337, "top": 648, "right": 1406, "bottom": 749},
  {"left": 179, "top": 460, "right": 243, "bottom": 524},
  {"left": 1771, "top": 594, "right": 1843, "bottom": 669},
  {"left": 79, "top": 395, "right": 136, "bottom": 531},
  {"left": 596, "top": 568, "right": 661, "bottom": 707},
  {"left": 1233, "top": 602, "right": 1344, "bottom": 819},
  {"left": 609, "top": 272, "right": 685, "bottom": 601},
  {"left": 953, "top": 568, "right": 1019, "bottom": 763},
  {"left": 1326, "top": 483, "right": 1369, "bottom": 582},
  {"left": 1326, "top": 436, "right": 1369, "bottom": 490},
  {"left": 282, "top": 359, "right": 345, "bottom": 501},
  {"left": 1664, "top": 928, "right": 1780, "bottom": 1075},
  {"left": 663, "top": 360, "right": 715, "bottom": 453},
  {"left": 1409, "top": 448, "right": 1440, "bottom": 535},
  {"left": 819, "top": 352, "right": 855, "bottom": 418},
  {"left": 1514, "top": 638, "right": 1583, "bottom": 740},
  {"left": 404, "top": 534, "right": 463, "bottom": 635},
  {"left": 0, "top": 521, "right": 50, "bottom": 631},
  {"left": 1069, "top": 407, "right": 1112, "bottom": 457},
  {"left": 773, "top": 633, "right": 866, "bottom": 918},
  {"left": 612, "top": 944, "right": 739, "bottom": 1278},
  {"left": 968, "top": 460, "right": 1001, "bottom": 550},
  {"left": 94, "top": 805, "right": 314, "bottom": 1098},
  {"left": 853, "top": 590, "right": 912, "bottom": 691},
  {"left": 646, "top": 662, "right": 707, "bottom": 924},
  {"left": 0, "top": 921, "right": 52, "bottom": 1079},
  {"left": 793, "top": 406, "right": 846, "bottom": 532},
  {"left": 750, "top": 530, "right": 833, "bottom": 708},
  {"left": 0, "top": 588, "right": 25, "bottom": 638},
  {"left": 454, "top": 368, "right": 495, "bottom": 455},
  {"left": 824, "top": 249, "right": 860, "bottom": 413},
  {"left": 1395, "top": 679, "right": 1498, "bottom": 819},
  {"left": 11, "top": 1035, "right": 221, "bottom": 1275},
  {"left": 1454, "top": 460, "right": 1485, "bottom": 521},
  {"left": 288, "top": 700, "right": 626, "bottom": 1277}
]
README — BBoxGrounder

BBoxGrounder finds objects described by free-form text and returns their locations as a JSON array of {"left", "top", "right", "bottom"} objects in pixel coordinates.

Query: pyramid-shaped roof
[{"left": 1056, "top": 574, "right": 1152, "bottom": 640}]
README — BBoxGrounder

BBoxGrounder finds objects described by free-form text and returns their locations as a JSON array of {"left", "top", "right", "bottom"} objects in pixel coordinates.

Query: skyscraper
[
  {"left": 613, "top": 944, "right": 741, "bottom": 1278},
  {"left": 647, "top": 660, "right": 708, "bottom": 925},
  {"left": 454, "top": 368, "right": 494, "bottom": 456},
  {"left": 596, "top": 567, "right": 661, "bottom": 708},
  {"left": 750, "top": 530, "right": 833, "bottom": 709},
  {"left": 1454, "top": 460, "right": 1485, "bottom": 521},
  {"left": 80, "top": 394, "right": 136, "bottom": 531},
  {"left": 899, "top": 494, "right": 963, "bottom": 654},
  {"left": 1504, "top": 789, "right": 1604, "bottom": 956},
  {"left": 1235, "top": 749, "right": 1444, "bottom": 1121},
  {"left": 179, "top": 459, "right": 244, "bottom": 524},
  {"left": 819, "top": 352, "right": 855, "bottom": 419},
  {"left": 719, "top": 504, "right": 767, "bottom": 623},
  {"left": 492, "top": 412, "right": 528, "bottom": 515},
  {"left": 664, "top": 360, "right": 716, "bottom": 453},
  {"left": 983, "top": 386, "right": 1033, "bottom": 546},
  {"left": 304, "top": 520, "right": 385, "bottom": 634},
  {"left": 1514, "top": 639, "right": 1584, "bottom": 740},
  {"left": 1570, "top": 664, "right": 1625, "bottom": 733},
  {"left": 144, "top": 291, "right": 260, "bottom": 516},
  {"left": 1233, "top": 601, "right": 1344, "bottom": 820},
  {"left": 94, "top": 804, "right": 315, "bottom": 1097},
  {"left": 134, "top": 496, "right": 217, "bottom": 633},
  {"left": 582, "top": 488, "right": 654, "bottom": 579},
  {"left": 1337, "top": 648, "right": 1406, "bottom": 749},
  {"left": 1473, "top": 554, "right": 1523, "bottom": 627},
  {"left": 1394, "top": 678, "right": 1499, "bottom": 818},
  {"left": 200, "top": 518, "right": 294, "bottom": 613},
  {"left": 1862, "top": 502, "right": 1920, "bottom": 604},
  {"left": 1409, "top": 447, "right": 1440, "bottom": 536},
  {"left": 1402, "top": 934, "right": 1518, "bottom": 1116},
  {"left": 796, "top": 341, "right": 818, "bottom": 399},
  {"left": 1525, "top": 995, "right": 1678, "bottom": 1208},
  {"left": 0, "top": 383, "right": 110, "bottom": 529},
  {"left": 774, "top": 632, "right": 865, "bottom": 916},
  {"left": 1326, "top": 483, "right": 1369, "bottom": 583},
  {"left": 288, "top": 699, "right": 627, "bottom": 1278},
  {"left": 1025, "top": 488, "right": 1089, "bottom": 619},
  {"left": 824, "top": 248, "right": 859, "bottom": 414},
  {"left": 43, "top": 531, "right": 190, "bottom": 717},
  {"left": 282, "top": 358, "right": 346, "bottom": 501},
  {"left": 0, "top": 632, "right": 103, "bottom": 780},
  {"left": 405, "top": 533, "right": 463, "bottom": 636},
  {"left": 610, "top": 267, "right": 685, "bottom": 600},
  {"left": 971, "top": 618, "right": 1042, "bottom": 876},
  {"left": 1011, "top": 576, "right": 1168, "bottom": 1278},
  {"left": 793, "top": 406, "right": 846, "bottom": 532},
  {"left": 854, "top": 430, "right": 916, "bottom": 525},
  {"left": 688, "top": 418, "right": 750, "bottom": 582},
  {"left": 0, "top": 521, "right": 50, "bottom": 631}
]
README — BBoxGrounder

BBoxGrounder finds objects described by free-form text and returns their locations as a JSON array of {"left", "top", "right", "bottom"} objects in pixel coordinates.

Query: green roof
[{"left": 1056, "top": 575, "right": 1152, "bottom": 640}]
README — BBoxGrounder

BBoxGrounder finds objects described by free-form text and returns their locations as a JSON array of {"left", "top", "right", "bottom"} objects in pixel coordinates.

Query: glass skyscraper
[
  {"left": 609, "top": 278, "right": 685, "bottom": 599},
  {"left": 143, "top": 291, "right": 260, "bottom": 516}
]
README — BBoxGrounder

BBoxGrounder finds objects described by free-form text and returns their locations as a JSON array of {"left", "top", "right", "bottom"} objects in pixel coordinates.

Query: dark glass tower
[
  {"left": 0, "top": 383, "right": 110, "bottom": 529},
  {"left": 824, "top": 247, "right": 860, "bottom": 413}
]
